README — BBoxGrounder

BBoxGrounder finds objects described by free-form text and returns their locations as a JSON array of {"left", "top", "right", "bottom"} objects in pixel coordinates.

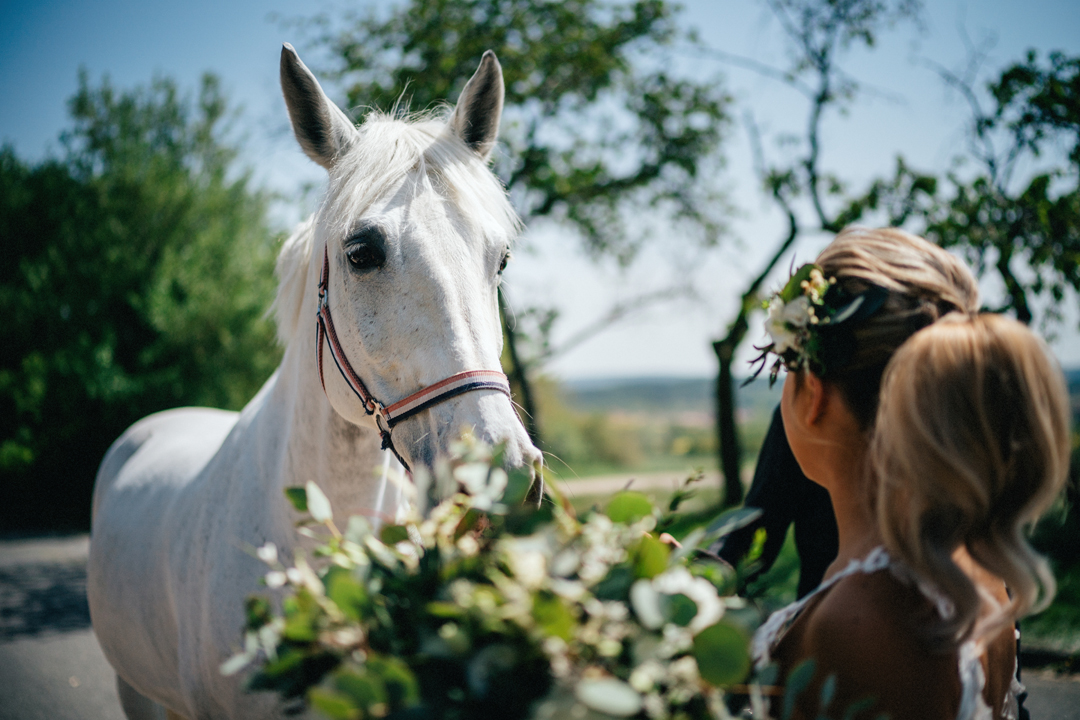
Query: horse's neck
[{"left": 263, "top": 333, "right": 390, "bottom": 531}]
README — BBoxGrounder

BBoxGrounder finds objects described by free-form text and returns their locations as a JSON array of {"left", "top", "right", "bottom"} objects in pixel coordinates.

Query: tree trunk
[
  {"left": 713, "top": 337, "right": 744, "bottom": 508},
  {"left": 498, "top": 288, "right": 541, "bottom": 445},
  {"left": 711, "top": 204, "right": 799, "bottom": 508}
]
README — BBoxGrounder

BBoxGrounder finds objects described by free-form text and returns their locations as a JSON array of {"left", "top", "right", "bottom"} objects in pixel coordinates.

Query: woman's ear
[{"left": 803, "top": 372, "right": 829, "bottom": 426}]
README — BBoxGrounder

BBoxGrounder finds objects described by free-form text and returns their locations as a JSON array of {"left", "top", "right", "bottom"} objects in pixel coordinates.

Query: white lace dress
[{"left": 750, "top": 547, "right": 1023, "bottom": 720}]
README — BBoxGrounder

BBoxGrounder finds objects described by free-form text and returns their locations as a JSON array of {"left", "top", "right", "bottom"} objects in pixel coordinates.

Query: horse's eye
[
  {"left": 346, "top": 243, "right": 385, "bottom": 271},
  {"left": 498, "top": 251, "right": 510, "bottom": 274}
]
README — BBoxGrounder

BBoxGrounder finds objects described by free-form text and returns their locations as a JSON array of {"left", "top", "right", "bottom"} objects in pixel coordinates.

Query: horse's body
[{"left": 88, "top": 45, "right": 539, "bottom": 720}]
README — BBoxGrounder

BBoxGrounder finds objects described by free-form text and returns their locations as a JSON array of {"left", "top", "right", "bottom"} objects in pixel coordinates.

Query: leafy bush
[
  {"left": 226, "top": 436, "right": 767, "bottom": 719},
  {"left": 0, "top": 73, "right": 280, "bottom": 530}
]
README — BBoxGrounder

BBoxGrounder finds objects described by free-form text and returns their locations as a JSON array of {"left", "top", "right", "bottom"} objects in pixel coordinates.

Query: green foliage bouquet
[{"left": 224, "top": 435, "right": 763, "bottom": 719}]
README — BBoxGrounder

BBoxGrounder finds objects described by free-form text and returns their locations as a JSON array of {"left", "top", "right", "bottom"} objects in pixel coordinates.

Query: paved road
[
  {"left": 1, "top": 534, "right": 1078, "bottom": 720},
  {"left": 0, "top": 535, "right": 124, "bottom": 720}
]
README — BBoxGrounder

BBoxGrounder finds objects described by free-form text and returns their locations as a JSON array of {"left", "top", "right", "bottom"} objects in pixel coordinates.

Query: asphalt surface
[
  {"left": 0, "top": 535, "right": 124, "bottom": 720},
  {"left": 1, "top": 534, "right": 1077, "bottom": 720}
]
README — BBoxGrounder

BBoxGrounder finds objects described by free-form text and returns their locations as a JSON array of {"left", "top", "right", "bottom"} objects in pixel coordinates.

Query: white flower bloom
[
  {"left": 669, "top": 655, "right": 700, "bottom": 683},
  {"left": 395, "top": 540, "right": 420, "bottom": 570},
  {"left": 630, "top": 580, "right": 665, "bottom": 630},
  {"left": 780, "top": 295, "right": 813, "bottom": 328},
  {"left": 265, "top": 570, "right": 287, "bottom": 588},
  {"left": 652, "top": 567, "right": 724, "bottom": 633},
  {"left": 456, "top": 534, "right": 480, "bottom": 557},
  {"left": 551, "top": 548, "right": 580, "bottom": 577},
  {"left": 597, "top": 638, "right": 622, "bottom": 657},
  {"left": 486, "top": 467, "right": 508, "bottom": 498},
  {"left": 659, "top": 624, "right": 693, "bottom": 656},
  {"left": 449, "top": 579, "right": 475, "bottom": 607},
  {"left": 629, "top": 660, "right": 666, "bottom": 692},
  {"left": 576, "top": 677, "right": 643, "bottom": 717},
  {"left": 453, "top": 461, "right": 490, "bottom": 495},
  {"left": 549, "top": 578, "right": 586, "bottom": 601},
  {"left": 284, "top": 559, "right": 323, "bottom": 595},
  {"left": 642, "top": 692, "right": 667, "bottom": 719},
  {"left": 805, "top": 268, "right": 830, "bottom": 302},
  {"left": 256, "top": 542, "right": 278, "bottom": 564},
  {"left": 766, "top": 298, "right": 798, "bottom": 353}
]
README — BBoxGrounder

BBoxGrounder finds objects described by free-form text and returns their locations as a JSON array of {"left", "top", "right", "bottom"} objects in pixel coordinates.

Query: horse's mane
[{"left": 272, "top": 110, "right": 521, "bottom": 345}]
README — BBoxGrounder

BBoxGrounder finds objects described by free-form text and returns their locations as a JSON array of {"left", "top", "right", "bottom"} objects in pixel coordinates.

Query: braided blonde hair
[{"left": 872, "top": 314, "right": 1071, "bottom": 646}]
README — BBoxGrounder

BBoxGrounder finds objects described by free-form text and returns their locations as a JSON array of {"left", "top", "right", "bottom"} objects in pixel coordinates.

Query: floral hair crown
[{"left": 747, "top": 263, "right": 889, "bottom": 386}]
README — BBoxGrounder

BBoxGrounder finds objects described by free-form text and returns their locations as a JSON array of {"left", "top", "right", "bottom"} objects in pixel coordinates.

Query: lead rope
[
  {"left": 371, "top": 449, "right": 392, "bottom": 533},
  {"left": 315, "top": 245, "right": 513, "bottom": 476}
]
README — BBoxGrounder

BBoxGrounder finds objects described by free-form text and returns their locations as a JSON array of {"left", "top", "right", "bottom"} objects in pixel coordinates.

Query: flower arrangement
[
  {"left": 748, "top": 263, "right": 888, "bottom": 386},
  {"left": 223, "top": 435, "right": 767, "bottom": 720}
]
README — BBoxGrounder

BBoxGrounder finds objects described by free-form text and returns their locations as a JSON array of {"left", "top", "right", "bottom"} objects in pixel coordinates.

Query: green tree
[
  {"left": 707, "top": 9, "right": 1078, "bottom": 507},
  {"left": 302, "top": 0, "right": 733, "bottom": 445},
  {"left": 921, "top": 50, "right": 1080, "bottom": 330},
  {"left": 704, "top": 0, "right": 924, "bottom": 505},
  {"left": 0, "top": 73, "right": 281, "bottom": 531}
]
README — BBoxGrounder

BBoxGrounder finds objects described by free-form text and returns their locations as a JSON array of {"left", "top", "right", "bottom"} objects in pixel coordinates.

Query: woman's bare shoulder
[{"left": 790, "top": 570, "right": 960, "bottom": 720}]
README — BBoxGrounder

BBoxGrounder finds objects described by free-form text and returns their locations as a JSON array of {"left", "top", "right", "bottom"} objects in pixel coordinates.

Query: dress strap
[
  {"left": 752, "top": 545, "right": 1010, "bottom": 720},
  {"left": 751, "top": 546, "right": 891, "bottom": 670},
  {"left": 957, "top": 639, "right": 993, "bottom": 720}
]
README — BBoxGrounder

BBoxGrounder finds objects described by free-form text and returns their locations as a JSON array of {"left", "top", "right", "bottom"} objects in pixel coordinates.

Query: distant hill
[
  {"left": 564, "top": 368, "right": 1080, "bottom": 423},
  {"left": 562, "top": 375, "right": 782, "bottom": 418}
]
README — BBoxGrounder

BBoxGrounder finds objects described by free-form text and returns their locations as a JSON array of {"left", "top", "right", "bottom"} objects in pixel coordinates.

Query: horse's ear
[
  {"left": 449, "top": 51, "right": 504, "bottom": 161},
  {"left": 280, "top": 43, "right": 356, "bottom": 170}
]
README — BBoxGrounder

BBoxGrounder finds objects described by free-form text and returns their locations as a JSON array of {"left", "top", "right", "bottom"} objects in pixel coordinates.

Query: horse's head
[{"left": 277, "top": 44, "right": 542, "bottom": 501}]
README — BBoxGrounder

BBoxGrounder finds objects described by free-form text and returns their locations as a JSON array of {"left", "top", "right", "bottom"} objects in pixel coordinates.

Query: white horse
[{"left": 88, "top": 44, "right": 541, "bottom": 720}]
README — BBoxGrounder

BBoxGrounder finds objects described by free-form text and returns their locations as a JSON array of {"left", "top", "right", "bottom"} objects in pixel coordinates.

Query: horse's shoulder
[{"left": 98, "top": 407, "right": 240, "bottom": 495}]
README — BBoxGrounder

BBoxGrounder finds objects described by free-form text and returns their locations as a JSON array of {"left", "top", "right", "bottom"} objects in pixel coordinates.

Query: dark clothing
[{"left": 714, "top": 406, "right": 838, "bottom": 598}]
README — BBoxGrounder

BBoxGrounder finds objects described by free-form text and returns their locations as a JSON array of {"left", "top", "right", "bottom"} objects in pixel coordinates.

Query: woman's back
[{"left": 765, "top": 547, "right": 1018, "bottom": 719}]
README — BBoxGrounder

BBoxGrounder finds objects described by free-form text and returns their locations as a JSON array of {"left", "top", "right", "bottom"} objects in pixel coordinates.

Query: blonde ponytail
[{"left": 871, "top": 314, "right": 1071, "bottom": 646}]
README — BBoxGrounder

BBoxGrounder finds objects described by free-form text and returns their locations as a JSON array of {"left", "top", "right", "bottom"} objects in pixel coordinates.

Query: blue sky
[{"left": 2, "top": 0, "right": 1079, "bottom": 377}]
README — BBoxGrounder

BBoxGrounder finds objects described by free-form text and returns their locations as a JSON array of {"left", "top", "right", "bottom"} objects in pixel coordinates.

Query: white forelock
[{"left": 270, "top": 110, "right": 521, "bottom": 345}]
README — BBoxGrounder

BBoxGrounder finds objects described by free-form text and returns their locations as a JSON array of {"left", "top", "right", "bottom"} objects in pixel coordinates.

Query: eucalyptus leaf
[
  {"left": 632, "top": 533, "right": 669, "bottom": 579},
  {"left": 502, "top": 466, "right": 534, "bottom": 506},
  {"left": 324, "top": 566, "right": 366, "bottom": 622},
  {"left": 380, "top": 524, "right": 410, "bottom": 545},
  {"left": 334, "top": 668, "right": 387, "bottom": 709},
  {"left": 780, "top": 264, "right": 818, "bottom": 303},
  {"left": 692, "top": 621, "right": 751, "bottom": 686},
  {"left": 305, "top": 481, "right": 333, "bottom": 523},
  {"left": 284, "top": 486, "right": 308, "bottom": 513},
  {"left": 667, "top": 592, "right": 698, "bottom": 627},
  {"left": 840, "top": 696, "right": 878, "bottom": 720},
  {"left": 819, "top": 672, "right": 837, "bottom": 710},
  {"left": 532, "top": 592, "right": 575, "bottom": 641},
  {"left": 705, "top": 507, "right": 763, "bottom": 539},
  {"left": 670, "top": 527, "right": 706, "bottom": 562},
  {"left": 308, "top": 688, "right": 359, "bottom": 720},
  {"left": 606, "top": 491, "right": 654, "bottom": 524},
  {"left": 782, "top": 658, "right": 817, "bottom": 720},
  {"left": 220, "top": 651, "right": 253, "bottom": 676}
]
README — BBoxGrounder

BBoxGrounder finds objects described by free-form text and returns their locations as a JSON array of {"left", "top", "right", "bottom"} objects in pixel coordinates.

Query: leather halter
[{"left": 315, "top": 246, "right": 512, "bottom": 472}]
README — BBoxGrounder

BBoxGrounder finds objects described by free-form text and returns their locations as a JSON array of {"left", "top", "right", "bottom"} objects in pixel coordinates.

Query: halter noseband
[{"left": 315, "top": 246, "right": 512, "bottom": 472}]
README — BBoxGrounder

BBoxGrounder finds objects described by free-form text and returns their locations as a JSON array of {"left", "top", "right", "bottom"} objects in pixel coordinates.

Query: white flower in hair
[{"left": 749, "top": 263, "right": 889, "bottom": 386}]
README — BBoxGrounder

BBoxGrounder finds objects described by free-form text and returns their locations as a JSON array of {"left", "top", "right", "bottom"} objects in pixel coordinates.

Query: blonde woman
[{"left": 749, "top": 228, "right": 1070, "bottom": 719}]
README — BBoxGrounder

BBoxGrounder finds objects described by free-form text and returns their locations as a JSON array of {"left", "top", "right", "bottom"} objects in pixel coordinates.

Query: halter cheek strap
[{"left": 315, "top": 246, "right": 512, "bottom": 472}]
